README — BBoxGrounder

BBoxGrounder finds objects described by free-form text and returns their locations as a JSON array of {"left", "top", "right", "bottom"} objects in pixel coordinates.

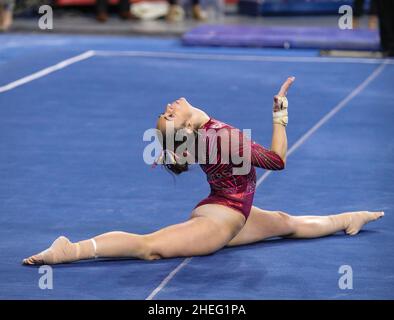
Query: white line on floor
[
  {"left": 146, "top": 258, "right": 192, "bottom": 301},
  {"left": 0, "top": 50, "right": 95, "bottom": 94},
  {"left": 95, "top": 50, "right": 394, "bottom": 65}
]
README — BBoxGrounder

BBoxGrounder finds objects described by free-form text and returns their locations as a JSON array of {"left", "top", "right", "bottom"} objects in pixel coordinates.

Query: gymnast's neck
[{"left": 190, "top": 106, "right": 210, "bottom": 130}]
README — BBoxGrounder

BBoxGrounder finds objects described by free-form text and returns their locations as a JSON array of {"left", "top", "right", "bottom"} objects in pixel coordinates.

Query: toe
[
  {"left": 26, "top": 255, "right": 43, "bottom": 265},
  {"left": 373, "top": 211, "right": 384, "bottom": 220},
  {"left": 346, "top": 228, "right": 358, "bottom": 236},
  {"left": 32, "top": 256, "right": 43, "bottom": 264},
  {"left": 23, "top": 257, "right": 34, "bottom": 265}
]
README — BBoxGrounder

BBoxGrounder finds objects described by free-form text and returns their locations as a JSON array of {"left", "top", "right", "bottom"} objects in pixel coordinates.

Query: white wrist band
[{"left": 91, "top": 239, "right": 98, "bottom": 258}]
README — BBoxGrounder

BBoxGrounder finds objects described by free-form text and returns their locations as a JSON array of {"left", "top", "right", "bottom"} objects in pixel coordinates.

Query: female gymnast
[{"left": 23, "top": 77, "right": 384, "bottom": 265}]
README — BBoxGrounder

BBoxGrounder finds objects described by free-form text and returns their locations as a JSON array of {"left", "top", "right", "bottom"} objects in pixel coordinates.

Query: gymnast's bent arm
[
  {"left": 270, "top": 123, "right": 287, "bottom": 167},
  {"left": 228, "top": 77, "right": 294, "bottom": 171},
  {"left": 269, "top": 76, "right": 295, "bottom": 166}
]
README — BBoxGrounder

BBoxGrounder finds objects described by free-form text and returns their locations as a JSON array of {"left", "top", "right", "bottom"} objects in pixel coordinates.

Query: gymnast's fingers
[{"left": 277, "top": 76, "right": 295, "bottom": 97}]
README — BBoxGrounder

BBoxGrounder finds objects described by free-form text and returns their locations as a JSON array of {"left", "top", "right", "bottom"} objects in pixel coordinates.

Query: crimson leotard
[{"left": 194, "top": 118, "right": 285, "bottom": 219}]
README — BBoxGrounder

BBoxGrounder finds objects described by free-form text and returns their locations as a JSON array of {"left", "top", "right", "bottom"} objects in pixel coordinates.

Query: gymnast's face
[{"left": 157, "top": 97, "right": 193, "bottom": 133}]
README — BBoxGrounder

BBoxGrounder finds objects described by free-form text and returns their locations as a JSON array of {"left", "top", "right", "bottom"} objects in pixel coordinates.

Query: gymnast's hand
[{"left": 273, "top": 76, "right": 295, "bottom": 126}]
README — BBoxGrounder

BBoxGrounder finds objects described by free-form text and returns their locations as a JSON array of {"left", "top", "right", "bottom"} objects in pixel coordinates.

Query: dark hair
[{"left": 161, "top": 130, "right": 192, "bottom": 175}]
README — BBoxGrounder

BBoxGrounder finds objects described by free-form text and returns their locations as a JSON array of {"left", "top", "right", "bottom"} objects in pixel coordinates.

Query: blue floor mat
[{"left": 0, "top": 35, "right": 393, "bottom": 299}]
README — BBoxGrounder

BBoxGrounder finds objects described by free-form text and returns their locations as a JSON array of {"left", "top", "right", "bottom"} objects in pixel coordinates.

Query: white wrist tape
[{"left": 273, "top": 96, "right": 288, "bottom": 127}]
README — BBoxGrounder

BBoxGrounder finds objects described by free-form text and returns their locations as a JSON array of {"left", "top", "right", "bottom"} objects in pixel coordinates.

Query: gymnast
[{"left": 23, "top": 77, "right": 384, "bottom": 265}]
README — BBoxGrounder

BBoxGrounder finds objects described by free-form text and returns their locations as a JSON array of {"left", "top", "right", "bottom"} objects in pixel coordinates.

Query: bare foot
[
  {"left": 345, "top": 211, "right": 384, "bottom": 236},
  {"left": 23, "top": 236, "right": 78, "bottom": 265}
]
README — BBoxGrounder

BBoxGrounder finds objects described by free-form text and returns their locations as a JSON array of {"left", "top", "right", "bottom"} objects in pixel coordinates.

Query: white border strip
[
  {"left": 0, "top": 50, "right": 95, "bottom": 94},
  {"left": 95, "top": 50, "right": 394, "bottom": 65},
  {"left": 146, "top": 59, "right": 389, "bottom": 300}
]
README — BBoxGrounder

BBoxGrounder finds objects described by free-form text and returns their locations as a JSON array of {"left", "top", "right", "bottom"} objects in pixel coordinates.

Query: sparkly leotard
[{"left": 194, "top": 118, "right": 285, "bottom": 219}]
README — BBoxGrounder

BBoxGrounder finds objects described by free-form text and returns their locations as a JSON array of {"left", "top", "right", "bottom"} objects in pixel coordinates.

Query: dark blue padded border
[{"left": 239, "top": 0, "right": 358, "bottom": 16}]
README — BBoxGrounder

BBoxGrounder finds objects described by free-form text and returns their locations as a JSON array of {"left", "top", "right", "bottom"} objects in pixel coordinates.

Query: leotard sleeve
[
  {"left": 250, "top": 141, "right": 285, "bottom": 170},
  {"left": 228, "top": 130, "right": 285, "bottom": 170}
]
